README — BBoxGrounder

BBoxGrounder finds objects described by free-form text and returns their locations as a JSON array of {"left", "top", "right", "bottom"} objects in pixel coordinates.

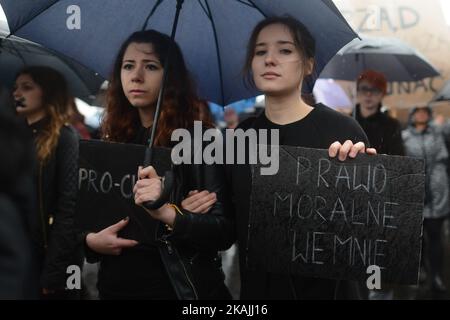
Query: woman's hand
[
  {"left": 328, "top": 140, "right": 377, "bottom": 161},
  {"left": 134, "top": 166, "right": 176, "bottom": 226},
  {"left": 85, "top": 217, "right": 138, "bottom": 255},
  {"left": 134, "top": 166, "right": 162, "bottom": 204},
  {"left": 181, "top": 190, "right": 217, "bottom": 214}
]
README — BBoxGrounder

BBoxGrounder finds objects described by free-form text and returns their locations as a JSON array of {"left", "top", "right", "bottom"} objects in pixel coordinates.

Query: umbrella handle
[{"left": 142, "top": 170, "right": 174, "bottom": 210}]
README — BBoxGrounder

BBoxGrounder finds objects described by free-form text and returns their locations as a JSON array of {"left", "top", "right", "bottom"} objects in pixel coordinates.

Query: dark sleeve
[
  {"left": 167, "top": 131, "right": 236, "bottom": 252},
  {"left": 387, "top": 120, "right": 405, "bottom": 156},
  {"left": 41, "top": 127, "right": 80, "bottom": 289},
  {"left": 0, "top": 196, "right": 36, "bottom": 299},
  {"left": 81, "top": 231, "right": 101, "bottom": 264}
]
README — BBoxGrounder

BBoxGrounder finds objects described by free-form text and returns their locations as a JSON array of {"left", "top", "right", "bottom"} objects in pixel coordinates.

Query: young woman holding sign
[
  {"left": 83, "top": 30, "right": 233, "bottom": 300},
  {"left": 161, "top": 16, "right": 378, "bottom": 299}
]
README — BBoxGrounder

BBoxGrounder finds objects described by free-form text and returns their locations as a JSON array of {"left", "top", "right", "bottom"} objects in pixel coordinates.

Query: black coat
[
  {"left": 355, "top": 104, "right": 405, "bottom": 156},
  {"left": 0, "top": 110, "right": 38, "bottom": 299},
  {"left": 30, "top": 119, "right": 82, "bottom": 290}
]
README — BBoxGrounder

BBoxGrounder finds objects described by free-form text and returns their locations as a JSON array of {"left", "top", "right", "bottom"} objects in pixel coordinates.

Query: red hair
[{"left": 357, "top": 70, "right": 387, "bottom": 95}]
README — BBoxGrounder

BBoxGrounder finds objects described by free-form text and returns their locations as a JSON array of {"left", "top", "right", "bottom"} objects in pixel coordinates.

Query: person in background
[
  {"left": 0, "top": 106, "right": 38, "bottom": 299},
  {"left": 223, "top": 106, "right": 239, "bottom": 130},
  {"left": 402, "top": 106, "right": 448, "bottom": 295},
  {"left": 171, "top": 15, "right": 377, "bottom": 299},
  {"left": 84, "top": 30, "right": 234, "bottom": 300},
  {"left": 68, "top": 98, "right": 92, "bottom": 140},
  {"left": 12, "top": 66, "right": 82, "bottom": 299}
]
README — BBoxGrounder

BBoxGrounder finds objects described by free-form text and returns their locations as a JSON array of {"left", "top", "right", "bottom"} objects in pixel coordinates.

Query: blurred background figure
[
  {"left": 402, "top": 106, "right": 449, "bottom": 296},
  {"left": 0, "top": 106, "right": 38, "bottom": 299},
  {"left": 354, "top": 70, "right": 404, "bottom": 156},
  {"left": 13, "top": 66, "right": 83, "bottom": 299},
  {"left": 68, "top": 98, "right": 91, "bottom": 140},
  {"left": 223, "top": 106, "right": 239, "bottom": 130}
]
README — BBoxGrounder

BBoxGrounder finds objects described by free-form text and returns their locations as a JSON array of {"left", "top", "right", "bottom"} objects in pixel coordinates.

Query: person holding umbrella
[
  {"left": 150, "top": 16, "right": 377, "bottom": 299},
  {"left": 354, "top": 70, "right": 405, "bottom": 156},
  {"left": 12, "top": 66, "right": 82, "bottom": 299},
  {"left": 84, "top": 30, "right": 234, "bottom": 300}
]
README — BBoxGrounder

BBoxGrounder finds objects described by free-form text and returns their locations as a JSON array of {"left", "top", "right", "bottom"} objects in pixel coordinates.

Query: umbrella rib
[
  {"left": 204, "top": 0, "right": 225, "bottom": 105},
  {"left": 197, "top": 0, "right": 211, "bottom": 18},
  {"left": 2, "top": 39, "right": 27, "bottom": 64},
  {"left": 141, "top": 0, "right": 165, "bottom": 31},
  {"left": 5, "top": 1, "right": 59, "bottom": 37},
  {"left": 246, "top": 0, "right": 268, "bottom": 17}
]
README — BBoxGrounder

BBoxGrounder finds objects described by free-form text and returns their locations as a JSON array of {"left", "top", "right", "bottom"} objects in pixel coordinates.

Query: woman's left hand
[
  {"left": 328, "top": 140, "right": 377, "bottom": 161},
  {"left": 134, "top": 166, "right": 176, "bottom": 226}
]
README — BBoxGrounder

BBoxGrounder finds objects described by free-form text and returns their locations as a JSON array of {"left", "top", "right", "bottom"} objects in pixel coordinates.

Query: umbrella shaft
[{"left": 145, "top": 0, "right": 184, "bottom": 166}]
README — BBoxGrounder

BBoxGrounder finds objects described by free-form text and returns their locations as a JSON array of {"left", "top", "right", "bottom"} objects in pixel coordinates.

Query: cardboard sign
[
  {"left": 75, "top": 140, "right": 172, "bottom": 244},
  {"left": 247, "top": 145, "right": 424, "bottom": 285}
]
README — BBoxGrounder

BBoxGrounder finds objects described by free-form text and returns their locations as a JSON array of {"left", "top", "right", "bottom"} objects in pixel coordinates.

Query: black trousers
[{"left": 422, "top": 217, "right": 446, "bottom": 278}]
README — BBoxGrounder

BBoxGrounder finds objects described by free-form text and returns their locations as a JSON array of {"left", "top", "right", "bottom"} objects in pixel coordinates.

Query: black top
[
  {"left": 355, "top": 104, "right": 405, "bottom": 156},
  {"left": 97, "top": 125, "right": 177, "bottom": 299},
  {"left": 228, "top": 103, "right": 369, "bottom": 299}
]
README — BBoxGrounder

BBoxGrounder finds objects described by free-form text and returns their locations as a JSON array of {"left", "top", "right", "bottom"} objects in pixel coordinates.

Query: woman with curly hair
[{"left": 84, "top": 30, "right": 234, "bottom": 300}]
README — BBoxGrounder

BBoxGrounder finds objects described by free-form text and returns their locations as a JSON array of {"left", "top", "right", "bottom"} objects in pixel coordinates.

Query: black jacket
[
  {"left": 30, "top": 119, "right": 82, "bottom": 290},
  {"left": 145, "top": 126, "right": 235, "bottom": 299},
  {"left": 0, "top": 110, "right": 38, "bottom": 299},
  {"left": 156, "top": 157, "right": 235, "bottom": 299},
  {"left": 355, "top": 104, "right": 405, "bottom": 156}
]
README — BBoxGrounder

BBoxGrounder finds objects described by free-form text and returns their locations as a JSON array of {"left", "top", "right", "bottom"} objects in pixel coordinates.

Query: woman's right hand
[
  {"left": 85, "top": 217, "right": 139, "bottom": 255},
  {"left": 181, "top": 190, "right": 217, "bottom": 214}
]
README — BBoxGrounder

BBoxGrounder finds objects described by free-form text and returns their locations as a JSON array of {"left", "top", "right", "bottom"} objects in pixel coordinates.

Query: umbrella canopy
[
  {"left": 431, "top": 80, "right": 450, "bottom": 102},
  {"left": 319, "top": 36, "right": 440, "bottom": 82},
  {"left": 0, "top": 36, "right": 104, "bottom": 103},
  {"left": 313, "top": 79, "right": 352, "bottom": 109},
  {"left": 0, "top": 0, "right": 357, "bottom": 106}
]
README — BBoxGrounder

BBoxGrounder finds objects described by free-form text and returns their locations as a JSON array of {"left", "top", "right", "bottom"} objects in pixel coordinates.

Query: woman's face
[
  {"left": 121, "top": 42, "right": 164, "bottom": 109},
  {"left": 13, "top": 74, "right": 45, "bottom": 117},
  {"left": 251, "top": 23, "right": 311, "bottom": 96},
  {"left": 414, "top": 108, "right": 430, "bottom": 125}
]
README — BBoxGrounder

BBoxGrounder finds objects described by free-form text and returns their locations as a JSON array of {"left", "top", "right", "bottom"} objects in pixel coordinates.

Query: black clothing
[
  {"left": 29, "top": 119, "right": 82, "bottom": 291},
  {"left": 96, "top": 125, "right": 176, "bottom": 299},
  {"left": 93, "top": 125, "right": 234, "bottom": 300},
  {"left": 228, "top": 104, "right": 369, "bottom": 299},
  {"left": 355, "top": 104, "right": 405, "bottom": 156},
  {"left": 423, "top": 217, "right": 446, "bottom": 280},
  {"left": 0, "top": 110, "right": 38, "bottom": 299}
]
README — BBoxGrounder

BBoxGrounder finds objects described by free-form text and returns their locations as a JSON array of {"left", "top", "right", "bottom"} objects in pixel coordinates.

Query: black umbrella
[
  {"left": 0, "top": 36, "right": 104, "bottom": 104},
  {"left": 320, "top": 36, "right": 440, "bottom": 82},
  {"left": 1, "top": 0, "right": 359, "bottom": 209},
  {"left": 432, "top": 80, "right": 450, "bottom": 102}
]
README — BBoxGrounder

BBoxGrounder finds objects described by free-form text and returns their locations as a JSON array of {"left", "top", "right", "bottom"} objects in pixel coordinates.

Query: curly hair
[
  {"left": 16, "top": 66, "right": 70, "bottom": 163},
  {"left": 102, "top": 30, "right": 201, "bottom": 146}
]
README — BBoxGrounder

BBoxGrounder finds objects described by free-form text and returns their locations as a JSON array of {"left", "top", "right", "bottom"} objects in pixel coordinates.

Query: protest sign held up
[
  {"left": 75, "top": 140, "right": 172, "bottom": 244},
  {"left": 247, "top": 145, "right": 425, "bottom": 285}
]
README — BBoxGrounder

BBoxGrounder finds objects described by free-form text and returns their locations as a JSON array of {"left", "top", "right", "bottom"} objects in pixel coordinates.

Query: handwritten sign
[
  {"left": 75, "top": 140, "right": 172, "bottom": 244},
  {"left": 247, "top": 145, "right": 424, "bottom": 285}
]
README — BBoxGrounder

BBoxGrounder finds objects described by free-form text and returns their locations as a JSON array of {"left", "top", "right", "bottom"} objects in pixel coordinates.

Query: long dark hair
[
  {"left": 102, "top": 30, "right": 199, "bottom": 146},
  {"left": 243, "top": 16, "right": 316, "bottom": 90},
  {"left": 15, "top": 66, "right": 70, "bottom": 163}
]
